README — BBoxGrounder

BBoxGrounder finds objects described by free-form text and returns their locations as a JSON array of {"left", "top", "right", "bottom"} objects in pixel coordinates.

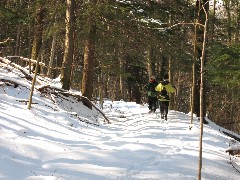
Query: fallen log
[
  {"left": 38, "top": 85, "right": 110, "bottom": 124},
  {"left": 226, "top": 148, "right": 240, "bottom": 156},
  {"left": 222, "top": 130, "right": 240, "bottom": 142},
  {"left": 16, "top": 99, "right": 38, "bottom": 104},
  {"left": 0, "top": 57, "right": 41, "bottom": 84}
]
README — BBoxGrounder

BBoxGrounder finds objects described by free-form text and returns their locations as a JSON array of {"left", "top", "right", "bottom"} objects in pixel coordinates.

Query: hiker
[
  {"left": 155, "top": 73, "right": 176, "bottom": 120},
  {"left": 145, "top": 75, "right": 158, "bottom": 113}
]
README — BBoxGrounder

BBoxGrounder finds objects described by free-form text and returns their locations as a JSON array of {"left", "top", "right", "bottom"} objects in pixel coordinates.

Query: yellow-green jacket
[{"left": 155, "top": 80, "right": 176, "bottom": 101}]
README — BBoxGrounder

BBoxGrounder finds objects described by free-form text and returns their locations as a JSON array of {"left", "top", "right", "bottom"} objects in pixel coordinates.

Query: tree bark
[
  {"left": 234, "top": 1, "right": 240, "bottom": 42},
  {"left": 198, "top": 4, "right": 208, "bottom": 180},
  {"left": 48, "top": 32, "right": 57, "bottom": 78},
  {"left": 194, "top": 0, "right": 209, "bottom": 118},
  {"left": 61, "top": 0, "right": 75, "bottom": 90},
  {"left": 190, "top": 22, "right": 197, "bottom": 125},
  {"left": 31, "top": 2, "right": 44, "bottom": 61},
  {"left": 147, "top": 45, "right": 154, "bottom": 79},
  {"left": 119, "top": 54, "right": 124, "bottom": 100},
  {"left": 81, "top": 0, "right": 97, "bottom": 100},
  {"left": 224, "top": 0, "right": 232, "bottom": 43},
  {"left": 15, "top": 25, "right": 21, "bottom": 56}
]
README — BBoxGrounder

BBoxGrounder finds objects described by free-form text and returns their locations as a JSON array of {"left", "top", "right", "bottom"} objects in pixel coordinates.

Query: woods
[{"left": 0, "top": 0, "right": 239, "bottom": 134}]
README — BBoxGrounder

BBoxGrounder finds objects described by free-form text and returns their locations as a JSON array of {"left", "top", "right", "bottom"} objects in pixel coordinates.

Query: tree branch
[{"left": 0, "top": 38, "right": 14, "bottom": 44}]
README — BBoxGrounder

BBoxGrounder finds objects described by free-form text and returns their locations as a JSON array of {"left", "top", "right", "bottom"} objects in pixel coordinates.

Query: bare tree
[{"left": 198, "top": 3, "right": 209, "bottom": 180}]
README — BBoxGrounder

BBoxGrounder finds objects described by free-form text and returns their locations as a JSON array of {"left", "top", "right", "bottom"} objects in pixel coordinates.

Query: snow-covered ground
[{"left": 0, "top": 57, "right": 240, "bottom": 180}]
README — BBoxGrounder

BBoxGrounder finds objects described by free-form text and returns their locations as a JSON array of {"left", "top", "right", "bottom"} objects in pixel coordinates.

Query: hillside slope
[{"left": 0, "top": 58, "right": 240, "bottom": 180}]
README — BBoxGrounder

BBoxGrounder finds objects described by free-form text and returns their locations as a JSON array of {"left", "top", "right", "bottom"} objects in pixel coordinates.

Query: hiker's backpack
[
  {"left": 159, "top": 81, "right": 170, "bottom": 100},
  {"left": 147, "top": 81, "right": 158, "bottom": 97},
  {"left": 149, "top": 85, "right": 155, "bottom": 92}
]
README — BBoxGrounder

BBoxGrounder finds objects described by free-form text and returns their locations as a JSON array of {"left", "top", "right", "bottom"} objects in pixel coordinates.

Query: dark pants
[
  {"left": 148, "top": 96, "right": 157, "bottom": 111},
  {"left": 159, "top": 101, "right": 169, "bottom": 115}
]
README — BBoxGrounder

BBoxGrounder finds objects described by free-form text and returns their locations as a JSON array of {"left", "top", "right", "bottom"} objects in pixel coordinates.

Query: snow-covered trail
[
  {"left": 100, "top": 104, "right": 237, "bottom": 180},
  {"left": 0, "top": 78, "right": 239, "bottom": 180},
  {"left": 1, "top": 58, "right": 240, "bottom": 179},
  {"left": 103, "top": 110, "right": 196, "bottom": 179}
]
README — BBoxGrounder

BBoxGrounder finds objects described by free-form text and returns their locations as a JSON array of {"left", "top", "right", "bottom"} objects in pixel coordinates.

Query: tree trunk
[
  {"left": 27, "top": 0, "right": 32, "bottom": 74},
  {"left": 174, "top": 70, "right": 181, "bottom": 110},
  {"left": 147, "top": 45, "right": 154, "bottom": 79},
  {"left": 81, "top": 0, "right": 97, "bottom": 100},
  {"left": 111, "top": 77, "right": 117, "bottom": 101},
  {"left": 98, "top": 69, "right": 104, "bottom": 109},
  {"left": 198, "top": 4, "right": 208, "bottom": 180},
  {"left": 119, "top": 57, "right": 124, "bottom": 100},
  {"left": 31, "top": 2, "right": 44, "bottom": 73},
  {"left": 15, "top": 25, "right": 21, "bottom": 56},
  {"left": 28, "top": 1, "right": 58, "bottom": 109},
  {"left": 211, "top": 0, "right": 216, "bottom": 43},
  {"left": 115, "top": 39, "right": 124, "bottom": 100},
  {"left": 48, "top": 32, "right": 57, "bottom": 78},
  {"left": 194, "top": 0, "right": 209, "bottom": 118},
  {"left": 160, "top": 55, "right": 167, "bottom": 80},
  {"left": 234, "top": 2, "right": 240, "bottom": 42},
  {"left": 224, "top": 0, "right": 232, "bottom": 43},
  {"left": 61, "top": 0, "right": 75, "bottom": 90},
  {"left": 168, "top": 55, "right": 174, "bottom": 109},
  {"left": 190, "top": 22, "right": 197, "bottom": 125}
]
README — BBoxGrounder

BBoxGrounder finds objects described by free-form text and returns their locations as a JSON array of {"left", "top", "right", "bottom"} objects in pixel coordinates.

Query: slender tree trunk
[
  {"left": 194, "top": 0, "right": 209, "bottom": 118},
  {"left": 98, "top": 67, "right": 103, "bottom": 109},
  {"left": 174, "top": 70, "right": 181, "bottom": 110},
  {"left": 61, "top": 0, "right": 75, "bottom": 90},
  {"left": 115, "top": 39, "right": 124, "bottom": 100},
  {"left": 27, "top": 0, "right": 32, "bottom": 74},
  {"left": 191, "top": 22, "right": 197, "bottom": 125},
  {"left": 211, "top": 0, "right": 216, "bottom": 43},
  {"left": 127, "top": 83, "right": 132, "bottom": 102},
  {"left": 224, "top": 0, "right": 232, "bottom": 44},
  {"left": 119, "top": 57, "right": 124, "bottom": 99},
  {"left": 235, "top": 2, "right": 240, "bottom": 42},
  {"left": 198, "top": 6, "right": 208, "bottom": 180},
  {"left": 147, "top": 45, "right": 154, "bottom": 79},
  {"left": 15, "top": 25, "right": 21, "bottom": 56},
  {"left": 28, "top": 1, "right": 58, "bottom": 109},
  {"left": 168, "top": 55, "right": 174, "bottom": 109},
  {"left": 81, "top": 0, "right": 97, "bottom": 99},
  {"left": 47, "top": 33, "right": 57, "bottom": 78},
  {"left": 31, "top": 2, "right": 44, "bottom": 73},
  {"left": 28, "top": 48, "right": 43, "bottom": 109}
]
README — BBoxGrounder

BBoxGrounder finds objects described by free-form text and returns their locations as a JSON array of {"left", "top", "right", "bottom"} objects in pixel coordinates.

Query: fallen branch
[
  {"left": 0, "top": 57, "right": 35, "bottom": 83},
  {"left": 38, "top": 85, "right": 110, "bottom": 124},
  {"left": 16, "top": 99, "right": 38, "bottom": 104},
  {"left": 225, "top": 139, "right": 240, "bottom": 174},
  {"left": 0, "top": 38, "right": 14, "bottom": 44},
  {"left": 222, "top": 131, "right": 240, "bottom": 142},
  {"left": 226, "top": 150, "right": 240, "bottom": 174},
  {"left": 0, "top": 78, "right": 19, "bottom": 88}
]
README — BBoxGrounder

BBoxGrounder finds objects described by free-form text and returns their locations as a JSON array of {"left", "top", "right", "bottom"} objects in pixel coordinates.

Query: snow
[{"left": 0, "top": 57, "right": 240, "bottom": 180}]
